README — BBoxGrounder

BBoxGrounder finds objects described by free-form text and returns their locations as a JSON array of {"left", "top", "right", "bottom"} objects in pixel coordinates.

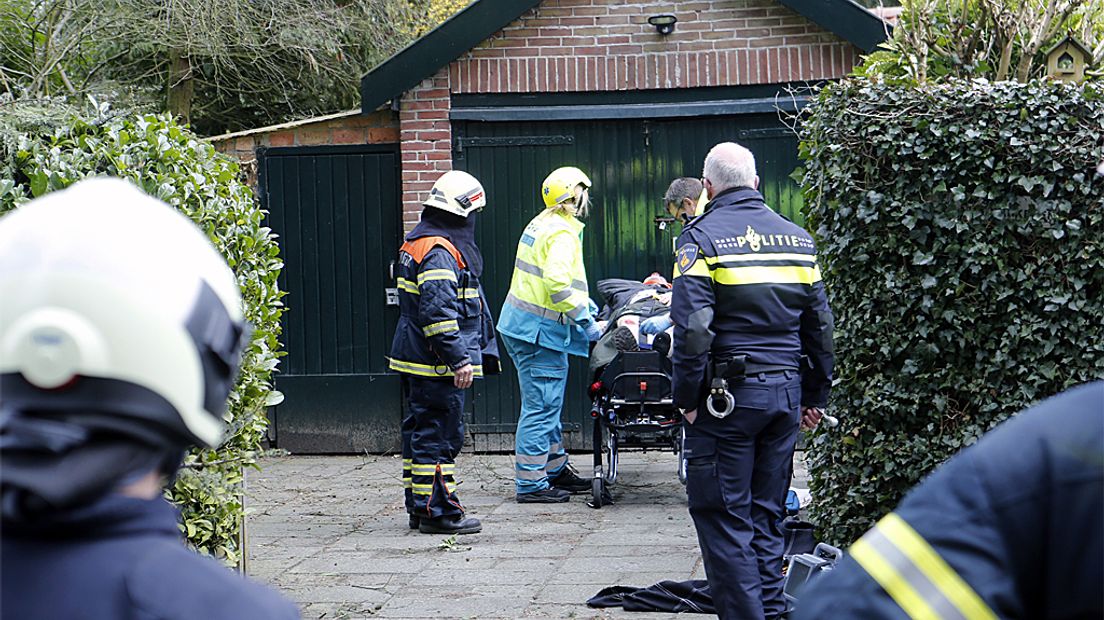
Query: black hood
[
  {"left": 407, "top": 208, "right": 484, "bottom": 276},
  {"left": 2, "top": 492, "right": 180, "bottom": 540},
  {"left": 0, "top": 409, "right": 173, "bottom": 526}
]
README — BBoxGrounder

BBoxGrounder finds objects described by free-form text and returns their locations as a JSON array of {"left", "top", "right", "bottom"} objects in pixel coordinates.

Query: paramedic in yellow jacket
[{"left": 497, "top": 166, "right": 602, "bottom": 503}]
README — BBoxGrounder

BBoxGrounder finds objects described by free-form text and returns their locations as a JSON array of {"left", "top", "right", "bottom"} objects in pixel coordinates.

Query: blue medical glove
[
  {"left": 640, "top": 315, "right": 673, "bottom": 335},
  {"left": 584, "top": 321, "right": 603, "bottom": 342},
  {"left": 588, "top": 298, "right": 600, "bottom": 317}
]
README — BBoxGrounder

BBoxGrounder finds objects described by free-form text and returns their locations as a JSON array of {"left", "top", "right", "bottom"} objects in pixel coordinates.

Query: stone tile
[{"left": 245, "top": 451, "right": 809, "bottom": 617}]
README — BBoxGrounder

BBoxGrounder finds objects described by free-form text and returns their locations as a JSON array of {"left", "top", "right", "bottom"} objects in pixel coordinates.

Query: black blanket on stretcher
[{"left": 589, "top": 279, "right": 672, "bottom": 373}]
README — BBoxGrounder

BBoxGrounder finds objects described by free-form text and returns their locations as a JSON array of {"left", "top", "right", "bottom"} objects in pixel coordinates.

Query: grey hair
[
  {"left": 663, "top": 177, "right": 703, "bottom": 207},
  {"left": 703, "top": 142, "right": 756, "bottom": 192}
]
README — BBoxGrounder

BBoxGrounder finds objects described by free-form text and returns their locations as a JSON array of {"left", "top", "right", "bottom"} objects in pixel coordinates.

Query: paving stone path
[{"left": 246, "top": 451, "right": 809, "bottom": 619}]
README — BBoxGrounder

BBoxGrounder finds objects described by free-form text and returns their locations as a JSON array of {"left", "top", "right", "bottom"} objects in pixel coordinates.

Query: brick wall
[
  {"left": 211, "top": 109, "right": 399, "bottom": 185},
  {"left": 398, "top": 0, "right": 864, "bottom": 229},
  {"left": 399, "top": 69, "right": 453, "bottom": 229}
]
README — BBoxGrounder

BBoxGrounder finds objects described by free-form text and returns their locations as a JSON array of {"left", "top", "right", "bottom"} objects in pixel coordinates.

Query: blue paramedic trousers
[
  {"left": 682, "top": 370, "right": 801, "bottom": 620},
  {"left": 501, "top": 334, "right": 570, "bottom": 494},
  {"left": 401, "top": 376, "right": 466, "bottom": 519}
]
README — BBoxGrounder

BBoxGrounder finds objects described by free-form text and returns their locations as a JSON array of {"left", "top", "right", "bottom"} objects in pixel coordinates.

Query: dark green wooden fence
[
  {"left": 260, "top": 144, "right": 403, "bottom": 453},
  {"left": 454, "top": 114, "right": 802, "bottom": 452}
]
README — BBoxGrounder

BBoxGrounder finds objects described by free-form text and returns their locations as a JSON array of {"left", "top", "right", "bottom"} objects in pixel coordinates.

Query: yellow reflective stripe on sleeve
[
  {"left": 402, "top": 479, "right": 412, "bottom": 489},
  {"left": 397, "top": 278, "right": 419, "bottom": 295},
  {"left": 851, "top": 513, "right": 997, "bottom": 620},
  {"left": 388, "top": 358, "right": 484, "bottom": 378},
  {"left": 711, "top": 264, "right": 821, "bottom": 286},
  {"left": 422, "top": 320, "right": 460, "bottom": 337},
  {"left": 460, "top": 288, "right": 480, "bottom": 299},
  {"left": 673, "top": 259, "right": 710, "bottom": 279},
  {"left": 417, "top": 269, "right": 458, "bottom": 284}
]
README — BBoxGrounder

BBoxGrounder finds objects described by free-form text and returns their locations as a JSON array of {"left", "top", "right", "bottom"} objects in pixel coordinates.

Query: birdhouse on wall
[{"left": 1044, "top": 36, "right": 1092, "bottom": 83}]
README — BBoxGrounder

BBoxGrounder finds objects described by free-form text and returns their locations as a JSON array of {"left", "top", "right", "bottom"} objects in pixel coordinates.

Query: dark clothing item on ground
[
  {"left": 2, "top": 493, "right": 298, "bottom": 620},
  {"left": 795, "top": 381, "right": 1104, "bottom": 620},
  {"left": 401, "top": 376, "right": 466, "bottom": 519},
  {"left": 588, "top": 579, "right": 715, "bottom": 614},
  {"left": 670, "top": 186, "right": 833, "bottom": 620}
]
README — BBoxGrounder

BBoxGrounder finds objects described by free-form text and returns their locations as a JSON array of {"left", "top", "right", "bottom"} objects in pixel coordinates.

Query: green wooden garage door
[
  {"left": 453, "top": 114, "right": 802, "bottom": 452},
  {"left": 260, "top": 144, "right": 403, "bottom": 453}
]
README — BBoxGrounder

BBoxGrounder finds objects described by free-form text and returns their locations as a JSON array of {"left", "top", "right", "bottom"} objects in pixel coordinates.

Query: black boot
[
  {"left": 551, "top": 465, "right": 591, "bottom": 494},
  {"left": 516, "top": 487, "right": 570, "bottom": 503},
  {"left": 418, "top": 514, "right": 482, "bottom": 535},
  {"left": 407, "top": 513, "right": 420, "bottom": 530},
  {"left": 611, "top": 325, "right": 640, "bottom": 352}
]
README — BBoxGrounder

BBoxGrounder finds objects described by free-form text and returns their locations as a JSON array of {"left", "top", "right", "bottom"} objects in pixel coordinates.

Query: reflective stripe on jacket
[
  {"left": 388, "top": 236, "right": 500, "bottom": 378},
  {"left": 497, "top": 209, "right": 591, "bottom": 357}
]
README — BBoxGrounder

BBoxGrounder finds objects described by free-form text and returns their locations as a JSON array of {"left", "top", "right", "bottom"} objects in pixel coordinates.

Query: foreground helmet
[
  {"left": 541, "top": 166, "right": 592, "bottom": 209},
  {"left": 423, "top": 170, "right": 486, "bottom": 218},
  {"left": 0, "top": 178, "right": 248, "bottom": 449}
]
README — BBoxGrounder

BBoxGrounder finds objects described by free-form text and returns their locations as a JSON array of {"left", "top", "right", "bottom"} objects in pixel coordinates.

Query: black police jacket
[
  {"left": 2, "top": 493, "right": 299, "bottom": 619},
  {"left": 670, "top": 186, "right": 834, "bottom": 411}
]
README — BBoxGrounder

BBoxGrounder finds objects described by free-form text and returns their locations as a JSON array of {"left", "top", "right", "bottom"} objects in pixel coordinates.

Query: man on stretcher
[{"left": 590, "top": 273, "right": 675, "bottom": 366}]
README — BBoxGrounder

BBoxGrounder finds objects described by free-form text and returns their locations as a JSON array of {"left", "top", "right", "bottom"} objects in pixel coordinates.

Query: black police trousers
[
  {"left": 682, "top": 370, "right": 801, "bottom": 620},
  {"left": 401, "top": 376, "right": 466, "bottom": 519}
]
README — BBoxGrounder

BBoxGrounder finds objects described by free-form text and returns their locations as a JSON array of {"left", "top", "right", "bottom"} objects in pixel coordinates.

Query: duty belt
[{"left": 706, "top": 355, "right": 799, "bottom": 419}]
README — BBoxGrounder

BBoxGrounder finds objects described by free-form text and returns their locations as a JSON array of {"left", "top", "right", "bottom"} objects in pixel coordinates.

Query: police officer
[
  {"left": 0, "top": 179, "right": 299, "bottom": 619},
  {"left": 671, "top": 142, "right": 834, "bottom": 620},
  {"left": 498, "top": 166, "right": 601, "bottom": 503},
  {"left": 641, "top": 177, "right": 706, "bottom": 337},
  {"left": 389, "top": 170, "right": 499, "bottom": 534},
  {"left": 794, "top": 381, "right": 1103, "bottom": 619}
]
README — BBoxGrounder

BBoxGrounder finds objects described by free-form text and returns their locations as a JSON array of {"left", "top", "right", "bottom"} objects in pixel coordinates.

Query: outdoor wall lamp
[{"left": 648, "top": 14, "right": 678, "bottom": 35}]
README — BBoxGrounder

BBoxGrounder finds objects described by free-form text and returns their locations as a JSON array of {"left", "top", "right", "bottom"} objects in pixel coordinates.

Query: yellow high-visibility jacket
[{"left": 497, "top": 208, "right": 592, "bottom": 356}]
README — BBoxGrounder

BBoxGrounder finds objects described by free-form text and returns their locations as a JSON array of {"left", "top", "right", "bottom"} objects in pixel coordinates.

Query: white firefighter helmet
[
  {"left": 0, "top": 178, "right": 248, "bottom": 449},
  {"left": 423, "top": 170, "right": 486, "bottom": 218}
]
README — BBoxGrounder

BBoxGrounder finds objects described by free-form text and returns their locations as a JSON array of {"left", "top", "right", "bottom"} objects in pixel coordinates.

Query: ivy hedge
[
  {"left": 0, "top": 104, "right": 284, "bottom": 565},
  {"left": 798, "top": 79, "right": 1104, "bottom": 545}
]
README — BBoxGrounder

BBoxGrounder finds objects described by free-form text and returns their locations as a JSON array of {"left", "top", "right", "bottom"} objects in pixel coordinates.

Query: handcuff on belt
[
  {"left": 706, "top": 355, "right": 746, "bottom": 418},
  {"left": 705, "top": 355, "right": 803, "bottom": 419}
]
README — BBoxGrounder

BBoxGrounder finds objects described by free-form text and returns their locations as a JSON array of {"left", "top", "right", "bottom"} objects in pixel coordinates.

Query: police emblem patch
[{"left": 676, "top": 243, "right": 699, "bottom": 272}]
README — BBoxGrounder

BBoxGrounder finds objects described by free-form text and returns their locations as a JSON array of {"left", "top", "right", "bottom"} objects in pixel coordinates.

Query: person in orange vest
[{"left": 388, "top": 170, "right": 500, "bottom": 534}]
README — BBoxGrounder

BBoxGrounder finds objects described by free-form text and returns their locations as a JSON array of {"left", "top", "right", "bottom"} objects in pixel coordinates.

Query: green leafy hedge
[
  {"left": 798, "top": 79, "right": 1104, "bottom": 545},
  {"left": 0, "top": 105, "right": 284, "bottom": 565}
]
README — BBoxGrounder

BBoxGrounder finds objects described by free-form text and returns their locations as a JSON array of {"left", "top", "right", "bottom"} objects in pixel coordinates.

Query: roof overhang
[
  {"left": 360, "top": 0, "right": 891, "bottom": 114},
  {"left": 360, "top": 0, "right": 541, "bottom": 114}
]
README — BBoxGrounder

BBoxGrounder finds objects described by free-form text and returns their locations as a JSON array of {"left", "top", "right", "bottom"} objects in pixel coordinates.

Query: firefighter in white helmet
[
  {"left": 497, "top": 166, "right": 600, "bottom": 503},
  {"left": 0, "top": 178, "right": 299, "bottom": 619},
  {"left": 389, "top": 170, "right": 499, "bottom": 534}
]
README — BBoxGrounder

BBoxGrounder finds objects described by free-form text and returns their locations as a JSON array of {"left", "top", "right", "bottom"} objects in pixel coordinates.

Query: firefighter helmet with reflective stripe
[
  {"left": 541, "top": 166, "right": 592, "bottom": 210},
  {"left": 0, "top": 178, "right": 249, "bottom": 449},
  {"left": 423, "top": 170, "right": 486, "bottom": 218}
]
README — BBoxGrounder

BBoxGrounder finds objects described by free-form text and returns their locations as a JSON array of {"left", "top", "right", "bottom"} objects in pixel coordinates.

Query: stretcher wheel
[{"left": 591, "top": 477, "right": 604, "bottom": 509}]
